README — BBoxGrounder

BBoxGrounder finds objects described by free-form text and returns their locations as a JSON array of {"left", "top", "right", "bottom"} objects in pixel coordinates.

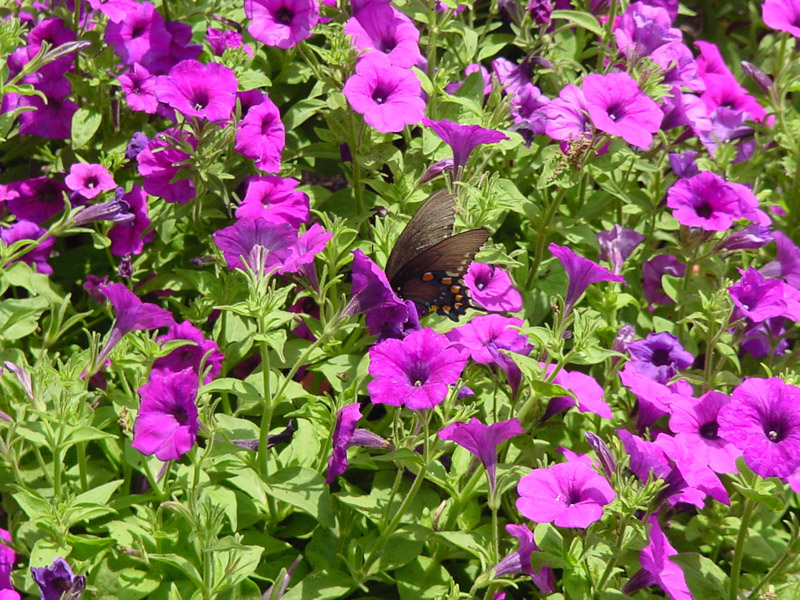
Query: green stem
[
  {"left": 77, "top": 442, "right": 88, "bottom": 492},
  {"left": 141, "top": 457, "right": 166, "bottom": 502},
  {"left": 524, "top": 186, "right": 568, "bottom": 291},
  {"left": 729, "top": 498, "right": 755, "bottom": 600},
  {"left": 257, "top": 337, "right": 273, "bottom": 478}
]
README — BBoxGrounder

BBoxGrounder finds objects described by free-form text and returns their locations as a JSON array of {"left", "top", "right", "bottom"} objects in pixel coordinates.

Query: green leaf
[
  {"left": 10, "top": 486, "right": 50, "bottom": 520},
  {"left": 265, "top": 466, "right": 334, "bottom": 527},
  {"left": 150, "top": 554, "right": 205, "bottom": 591},
  {"left": 204, "top": 486, "right": 238, "bottom": 531},
  {"left": 73, "top": 479, "right": 123, "bottom": 507},
  {"left": 376, "top": 525, "right": 431, "bottom": 570},
  {"left": 64, "top": 425, "right": 116, "bottom": 446},
  {"left": 434, "top": 530, "right": 491, "bottom": 563},
  {"left": 281, "top": 570, "right": 354, "bottom": 600},
  {"left": 670, "top": 553, "right": 729, "bottom": 600},
  {"left": 396, "top": 556, "right": 451, "bottom": 600},
  {"left": 71, "top": 108, "right": 102, "bottom": 149},
  {"left": 118, "top": 569, "right": 162, "bottom": 600},
  {"left": 476, "top": 33, "right": 514, "bottom": 61},
  {"left": 550, "top": 10, "right": 604, "bottom": 36}
]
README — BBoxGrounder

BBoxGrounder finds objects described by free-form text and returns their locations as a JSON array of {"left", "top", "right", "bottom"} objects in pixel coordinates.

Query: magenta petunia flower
[
  {"left": 517, "top": 461, "right": 615, "bottom": 528},
  {"left": 119, "top": 63, "right": 158, "bottom": 113},
  {"left": 618, "top": 363, "right": 674, "bottom": 430},
  {"left": 234, "top": 95, "right": 285, "bottom": 172},
  {"left": 627, "top": 332, "right": 694, "bottom": 384},
  {"left": 651, "top": 41, "right": 705, "bottom": 93},
  {"left": 582, "top": 72, "right": 662, "bottom": 149},
  {"left": 623, "top": 517, "right": 693, "bottom": 600},
  {"left": 137, "top": 128, "right": 197, "bottom": 204},
  {"left": 718, "top": 377, "right": 800, "bottom": 479},
  {"left": 109, "top": 185, "right": 154, "bottom": 257},
  {"left": 422, "top": 117, "right": 509, "bottom": 178},
  {"left": 655, "top": 433, "right": 730, "bottom": 505},
  {"left": 367, "top": 328, "right": 467, "bottom": 409},
  {"left": 763, "top": 0, "right": 800, "bottom": 37},
  {"left": 0, "top": 220, "right": 56, "bottom": 274},
  {"left": 344, "top": 3, "right": 422, "bottom": 68},
  {"left": 464, "top": 262, "right": 523, "bottom": 312},
  {"left": 282, "top": 223, "right": 333, "bottom": 285},
  {"left": 235, "top": 176, "right": 309, "bottom": 227},
  {"left": 666, "top": 171, "right": 743, "bottom": 231},
  {"left": 65, "top": 163, "right": 116, "bottom": 200},
  {"left": 154, "top": 60, "right": 238, "bottom": 122},
  {"left": 153, "top": 321, "right": 224, "bottom": 384},
  {"left": 669, "top": 390, "right": 741, "bottom": 474},
  {"left": 104, "top": 1, "right": 170, "bottom": 67},
  {"left": 446, "top": 315, "right": 532, "bottom": 395},
  {"left": 132, "top": 367, "right": 200, "bottom": 461},
  {"left": 728, "top": 267, "right": 800, "bottom": 324},
  {"left": 548, "top": 243, "right": 626, "bottom": 316},
  {"left": 341, "top": 249, "right": 407, "bottom": 330},
  {"left": 541, "top": 363, "right": 611, "bottom": 420},
  {"left": 597, "top": 225, "right": 645, "bottom": 276},
  {"left": 701, "top": 74, "right": 766, "bottom": 123},
  {"left": 544, "top": 84, "right": 591, "bottom": 142},
  {"left": 614, "top": 2, "right": 681, "bottom": 59},
  {"left": 343, "top": 54, "right": 425, "bottom": 133},
  {"left": 245, "top": 0, "right": 319, "bottom": 49},
  {"left": 642, "top": 254, "right": 685, "bottom": 305},
  {"left": 0, "top": 529, "right": 16, "bottom": 592},
  {"left": 326, "top": 403, "right": 362, "bottom": 483},
  {"left": 212, "top": 217, "right": 298, "bottom": 274},
  {"left": 31, "top": 557, "right": 85, "bottom": 600},
  {"left": 206, "top": 27, "right": 253, "bottom": 56},
  {"left": 438, "top": 417, "right": 523, "bottom": 494},
  {"left": 492, "top": 524, "right": 554, "bottom": 594},
  {"left": 1, "top": 177, "right": 67, "bottom": 225}
]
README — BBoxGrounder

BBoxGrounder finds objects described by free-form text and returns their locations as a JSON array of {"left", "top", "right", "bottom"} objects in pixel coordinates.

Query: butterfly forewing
[{"left": 384, "top": 189, "right": 457, "bottom": 281}]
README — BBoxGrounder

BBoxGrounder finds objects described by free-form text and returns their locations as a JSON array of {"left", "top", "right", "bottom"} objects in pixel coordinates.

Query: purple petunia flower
[
  {"left": 119, "top": 63, "right": 158, "bottom": 113},
  {"left": 234, "top": 95, "right": 285, "bottom": 172},
  {"left": 1, "top": 177, "right": 67, "bottom": 225},
  {"left": 212, "top": 218, "right": 298, "bottom": 274},
  {"left": 627, "top": 332, "right": 694, "bottom": 384},
  {"left": 282, "top": 223, "right": 332, "bottom": 286},
  {"left": 642, "top": 255, "right": 685, "bottom": 305},
  {"left": 343, "top": 53, "right": 425, "bottom": 134},
  {"left": 493, "top": 523, "right": 554, "bottom": 594},
  {"left": 341, "top": 249, "right": 408, "bottom": 335},
  {"left": 438, "top": 417, "right": 523, "bottom": 494},
  {"left": 464, "top": 263, "right": 523, "bottom": 312},
  {"left": 0, "top": 529, "right": 16, "bottom": 593},
  {"left": 132, "top": 367, "right": 200, "bottom": 461},
  {"left": 367, "top": 328, "right": 467, "bottom": 410},
  {"left": 235, "top": 176, "right": 309, "bottom": 227},
  {"left": 104, "top": 2, "right": 168, "bottom": 66},
  {"left": 623, "top": 516, "right": 693, "bottom": 600},
  {"left": 344, "top": 3, "right": 422, "bottom": 68},
  {"left": 65, "top": 163, "right": 116, "bottom": 200},
  {"left": 582, "top": 72, "right": 662, "bottom": 148},
  {"left": 548, "top": 243, "right": 626, "bottom": 316},
  {"left": 597, "top": 225, "right": 645, "bottom": 275},
  {"left": 137, "top": 128, "right": 197, "bottom": 204},
  {"left": 763, "top": 0, "right": 800, "bottom": 37},
  {"left": 666, "top": 171, "right": 743, "bottom": 231},
  {"left": 651, "top": 41, "right": 705, "bottom": 92},
  {"left": 669, "top": 390, "right": 741, "bottom": 474},
  {"left": 109, "top": 185, "right": 154, "bottom": 257},
  {"left": 153, "top": 321, "right": 224, "bottom": 384},
  {"left": 740, "top": 317, "right": 789, "bottom": 359},
  {"left": 655, "top": 433, "right": 730, "bottom": 505},
  {"left": 718, "top": 224, "right": 774, "bottom": 252},
  {"left": 541, "top": 363, "right": 611, "bottom": 420},
  {"left": 0, "top": 221, "right": 56, "bottom": 275},
  {"left": 154, "top": 60, "right": 238, "bottom": 122},
  {"left": 618, "top": 363, "right": 675, "bottom": 430},
  {"left": 718, "top": 377, "right": 800, "bottom": 479},
  {"left": 245, "top": 0, "right": 319, "bottom": 49},
  {"left": 31, "top": 557, "right": 85, "bottom": 600},
  {"left": 614, "top": 2, "right": 681, "bottom": 59},
  {"left": 422, "top": 117, "right": 509, "bottom": 178},
  {"left": 517, "top": 461, "right": 616, "bottom": 528},
  {"left": 544, "top": 84, "right": 591, "bottom": 143},
  {"left": 728, "top": 267, "right": 800, "bottom": 324},
  {"left": 446, "top": 315, "right": 532, "bottom": 395},
  {"left": 669, "top": 151, "right": 699, "bottom": 178},
  {"left": 206, "top": 27, "right": 253, "bottom": 56},
  {"left": 761, "top": 231, "right": 800, "bottom": 288},
  {"left": 326, "top": 403, "right": 362, "bottom": 483}
]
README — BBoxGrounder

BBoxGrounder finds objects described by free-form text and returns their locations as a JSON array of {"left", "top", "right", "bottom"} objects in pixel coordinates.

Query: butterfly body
[{"left": 385, "top": 191, "right": 489, "bottom": 321}]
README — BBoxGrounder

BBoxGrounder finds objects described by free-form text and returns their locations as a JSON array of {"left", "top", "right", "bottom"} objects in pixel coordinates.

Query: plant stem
[{"left": 729, "top": 498, "right": 755, "bottom": 600}]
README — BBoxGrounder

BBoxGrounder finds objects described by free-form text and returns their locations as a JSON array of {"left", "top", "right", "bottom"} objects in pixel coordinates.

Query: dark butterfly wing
[
  {"left": 390, "top": 228, "right": 490, "bottom": 321},
  {"left": 384, "top": 190, "right": 456, "bottom": 281}
]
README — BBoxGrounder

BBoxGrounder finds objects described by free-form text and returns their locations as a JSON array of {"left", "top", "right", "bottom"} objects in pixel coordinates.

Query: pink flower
[
  {"left": 234, "top": 95, "right": 285, "bottom": 172},
  {"left": 154, "top": 60, "right": 238, "bottom": 122},
  {"left": 245, "top": 0, "right": 320, "bottom": 49},
  {"left": 65, "top": 163, "right": 116, "bottom": 200}
]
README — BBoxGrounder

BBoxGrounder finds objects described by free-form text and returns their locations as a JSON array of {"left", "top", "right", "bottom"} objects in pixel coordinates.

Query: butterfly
[{"left": 385, "top": 190, "right": 489, "bottom": 321}]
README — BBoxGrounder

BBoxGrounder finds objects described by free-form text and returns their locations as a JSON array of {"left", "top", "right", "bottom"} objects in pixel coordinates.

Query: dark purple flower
[
  {"left": 126, "top": 132, "right": 150, "bottom": 160},
  {"left": 612, "top": 323, "right": 636, "bottom": 356},
  {"left": 422, "top": 117, "right": 509, "bottom": 178},
  {"left": 132, "top": 367, "right": 199, "bottom": 460},
  {"left": 544, "top": 84, "right": 591, "bottom": 142},
  {"left": 326, "top": 403, "right": 362, "bottom": 483},
  {"left": 119, "top": 63, "right": 158, "bottom": 113},
  {"left": 1, "top": 177, "right": 67, "bottom": 225},
  {"left": 446, "top": 315, "right": 532, "bottom": 395},
  {"left": 234, "top": 95, "right": 285, "bottom": 172},
  {"left": 438, "top": 417, "right": 523, "bottom": 494},
  {"left": 236, "top": 176, "right": 308, "bottom": 227},
  {"left": 153, "top": 321, "right": 224, "bottom": 384},
  {"left": 212, "top": 218, "right": 298, "bottom": 274},
  {"left": 137, "top": 128, "right": 197, "bottom": 204},
  {"left": 729, "top": 267, "right": 800, "bottom": 323},
  {"left": 614, "top": 2, "right": 681, "bottom": 59},
  {"left": 341, "top": 249, "right": 406, "bottom": 327},
  {"left": 65, "top": 163, "right": 116, "bottom": 200},
  {"left": 517, "top": 461, "right": 616, "bottom": 528},
  {"left": 597, "top": 225, "right": 645, "bottom": 275},
  {"left": 155, "top": 60, "right": 238, "bottom": 122},
  {"left": 642, "top": 255, "right": 685, "bottom": 305},
  {"left": 763, "top": 0, "right": 800, "bottom": 37},
  {"left": 464, "top": 263, "right": 522, "bottom": 312},
  {"left": 585, "top": 432, "right": 617, "bottom": 480},
  {"left": 582, "top": 72, "right": 662, "bottom": 149},
  {"left": 541, "top": 363, "right": 611, "bottom": 420},
  {"left": 344, "top": 4, "right": 421, "bottom": 68},
  {"left": 627, "top": 332, "right": 693, "bottom": 384},
  {"left": 70, "top": 196, "right": 134, "bottom": 228},
  {"left": 623, "top": 516, "right": 693, "bottom": 600},
  {"left": 761, "top": 231, "right": 800, "bottom": 288},
  {"left": 718, "top": 224, "right": 773, "bottom": 252},
  {"left": 366, "top": 299, "right": 420, "bottom": 341},
  {"left": 344, "top": 54, "right": 425, "bottom": 133},
  {"left": 108, "top": 185, "right": 154, "bottom": 256},
  {"left": 741, "top": 60, "right": 773, "bottom": 94},
  {"left": 31, "top": 557, "right": 85, "bottom": 600},
  {"left": 669, "top": 390, "right": 741, "bottom": 474},
  {"left": 0, "top": 221, "right": 55, "bottom": 274},
  {"left": 718, "top": 377, "right": 800, "bottom": 479},
  {"left": 245, "top": 0, "right": 319, "bottom": 49},
  {"left": 16, "top": 87, "right": 78, "bottom": 140},
  {"left": 669, "top": 151, "right": 699, "bottom": 178},
  {"left": 493, "top": 524, "right": 554, "bottom": 594},
  {"left": 367, "top": 328, "right": 467, "bottom": 409},
  {"left": 740, "top": 317, "right": 789, "bottom": 359},
  {"left": 548, "top": 243, "right": 626, "bottom": 316}
]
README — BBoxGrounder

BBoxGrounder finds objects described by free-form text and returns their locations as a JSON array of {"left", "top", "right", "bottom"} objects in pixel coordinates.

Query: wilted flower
[{"left": 597, "top": 225, "right": 645, "bottom": 275}]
